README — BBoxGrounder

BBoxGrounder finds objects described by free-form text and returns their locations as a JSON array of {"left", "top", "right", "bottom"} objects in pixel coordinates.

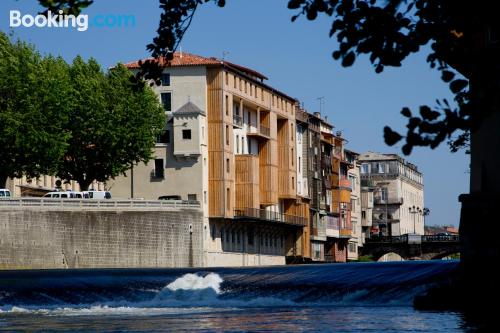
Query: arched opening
[{"left": 377, "top": 252, "right": 404, "bottom": 262}]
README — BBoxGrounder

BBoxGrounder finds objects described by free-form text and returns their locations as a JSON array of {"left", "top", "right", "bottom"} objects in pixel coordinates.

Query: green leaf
[
  {"left": 341, "top": 51, "right": 355, "bottom": 67},
  {"left": 384, "top": 126, "right": 403, "bottom": 146},
  {"left": 449, "top": 79, "right": 468, "bottom": 93}
]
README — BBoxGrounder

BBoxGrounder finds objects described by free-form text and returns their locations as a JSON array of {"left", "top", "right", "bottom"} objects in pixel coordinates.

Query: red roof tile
[{"left": 123, "top": 52, "right": 268, "bottom": 80}]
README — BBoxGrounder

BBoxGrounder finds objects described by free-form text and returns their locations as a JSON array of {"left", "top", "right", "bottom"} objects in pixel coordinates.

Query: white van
[
  {"left": 83, "top": 190, "right": 112, "bottom": 199},
  {"left": 0, "top": 189, "right": 11, "bottom": 198},
  {"left": 43, "top": 191, "right": 85, "bottom": 199}
]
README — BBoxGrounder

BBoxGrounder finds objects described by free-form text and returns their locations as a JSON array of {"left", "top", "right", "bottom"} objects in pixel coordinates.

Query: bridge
[{"left": 360, "top": 234, "right": 460, "bottom": 261}]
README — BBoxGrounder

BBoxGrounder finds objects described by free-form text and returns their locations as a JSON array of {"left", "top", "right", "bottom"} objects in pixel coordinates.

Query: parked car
[
  {"left": 43, "top": 191, "right": 85, "bottom": 198},
  {"left": 0, "top": 189, "right": 11, "bottom": 198},
  {"left": 83, "top": 190, "right": 112, "bottom": 199},
  {"left": 158, "top": 195, "right": 181, "bottom": 200}
]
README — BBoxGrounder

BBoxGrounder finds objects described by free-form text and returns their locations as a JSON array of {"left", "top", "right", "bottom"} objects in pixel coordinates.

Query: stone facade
[{"left": 0, "top": 208, "right": 203, "bottom": 269}]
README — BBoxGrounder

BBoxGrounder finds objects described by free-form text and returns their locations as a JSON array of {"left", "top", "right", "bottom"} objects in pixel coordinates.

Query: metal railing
[
  {"left": 422, "top": 234, "right": 460, "bottom": 242},
  {"left": 234, "top": 207, "right": 307, "bottom": 226},
  {"left": 150, "top": 169, "right": 164, "bottom": 179},
  {"left": 366, "top": 234, "right": 459, "bottom": 244},
  {"left": 0, "top": 198, "right": 201, "bottom": 210},
  {"left": 374, "top": 197, "right": 404, "bottom": 205}
]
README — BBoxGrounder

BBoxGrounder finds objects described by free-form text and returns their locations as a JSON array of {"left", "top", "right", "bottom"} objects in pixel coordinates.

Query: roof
[
  {"left": 123, "top": 52, "right": 268, "bottom": 80},
  {"left": 174, "top": 101, "right": 206, "bottom": 116},
  {"left": 358, "top": 151, "right": 400, "bottom": 161}
]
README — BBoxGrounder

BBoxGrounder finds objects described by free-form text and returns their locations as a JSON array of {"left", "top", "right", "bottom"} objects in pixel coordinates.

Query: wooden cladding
[
  {"left": 208, "top": 68, "right": 234, "bottom": 218},
  {"left": 277, "top": 118, "right": 296, "bottom": 198},
  {"left": 235, "top": 155, "right": 260, "bottom": 209},
  {"left": 259, "top": 139, "right": 278, "bottom": 205}
]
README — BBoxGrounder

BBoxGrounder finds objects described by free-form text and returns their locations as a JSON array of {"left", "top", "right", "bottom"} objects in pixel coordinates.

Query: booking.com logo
[{"left": 9, "top": 10, "right": 136, "bottom": 32}]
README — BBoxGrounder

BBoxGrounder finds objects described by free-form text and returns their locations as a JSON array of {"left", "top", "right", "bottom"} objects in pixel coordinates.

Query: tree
[
  {"left": 37, "top": 0, "right": 493, "bottom": 155},
  {"left": 0, "top": 32, "right": 70, "bottom": 188},
  {"left": 57, "top": 58, "right": 165, "bottom": 190}
]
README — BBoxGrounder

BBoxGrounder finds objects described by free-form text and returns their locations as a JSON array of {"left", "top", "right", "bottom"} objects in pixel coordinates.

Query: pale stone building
[
  {"left": 359, "top": 152, "right": 424, "bottom": 236},
  {"left": 346, "top": 150, "right": 362, "bottom": 260}
]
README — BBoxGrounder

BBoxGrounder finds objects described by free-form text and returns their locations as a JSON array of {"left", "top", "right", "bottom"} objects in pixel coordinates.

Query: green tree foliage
[
  {"left": 0, "top": 32, "right": 70, "bottom": 188},
  {"left": 1, "top": 32, "right": 164, "bottom": 190},
  {"left": 58, "top": 59, "right": 165, "bottom": 190},
  {"left": 43, "top": 0, "right": 496, "bottom": 155}
]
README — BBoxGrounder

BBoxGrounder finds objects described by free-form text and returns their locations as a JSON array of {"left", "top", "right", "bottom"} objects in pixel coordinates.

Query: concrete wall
[{"left": 0, "top": 208, "right": 203, "bottom": 269}]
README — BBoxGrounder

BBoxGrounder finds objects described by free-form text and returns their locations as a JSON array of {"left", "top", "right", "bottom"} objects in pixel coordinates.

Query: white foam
[{"left": 166, "top": 273, "right": 223, "bottom": 294}]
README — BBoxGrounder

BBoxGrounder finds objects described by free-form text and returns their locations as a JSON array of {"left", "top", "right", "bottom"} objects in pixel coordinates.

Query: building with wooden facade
[{"left": 109, "top": 52, "right": 310, "bottom": 266}]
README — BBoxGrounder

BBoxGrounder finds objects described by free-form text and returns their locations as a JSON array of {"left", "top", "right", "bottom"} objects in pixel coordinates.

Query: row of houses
[{"left": 4, "top": 52, "right": 425, "bottom": 266}]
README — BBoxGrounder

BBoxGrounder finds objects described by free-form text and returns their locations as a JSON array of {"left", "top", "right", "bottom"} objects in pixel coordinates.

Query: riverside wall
[{"left": 0, "top": 206, "right": 203, "bottom": 269}]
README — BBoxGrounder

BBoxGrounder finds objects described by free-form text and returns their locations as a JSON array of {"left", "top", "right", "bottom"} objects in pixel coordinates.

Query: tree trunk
[
  {"left": 77, "top": 179, "right": 92, "bottom": 191},
  {"left": 0, "top": 175, "right": 7, "bottom": 189},
  {"left": 459, "top": 107, "right": 500, "bottom": 323}
]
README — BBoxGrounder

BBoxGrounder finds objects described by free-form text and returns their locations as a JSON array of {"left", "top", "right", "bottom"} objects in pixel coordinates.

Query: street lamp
[{"left": 409, "top": 205, "right": 422, "bottom": 234}]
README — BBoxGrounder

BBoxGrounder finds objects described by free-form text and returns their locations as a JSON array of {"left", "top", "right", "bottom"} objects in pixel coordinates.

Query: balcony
[
  {"left": 234, "top": 207, "right": 307, "bottom": 227},
  {"left": 247, "top": 124, "right": 270, "bottom": 139},
  {"left": 338, "top": 178, "right": 351, "bottom": 190},
  {"left": 339, "top": 226, "right": 352, "bottom": 238},
  {"left": 150, "top": 169, "right": 164, "bottom": 180},
  {"left": 233, "top": 114, "right": 243, "bottom": 127},
  {"left": 374, "top": 197, "right": 404, "bottom": 205}
]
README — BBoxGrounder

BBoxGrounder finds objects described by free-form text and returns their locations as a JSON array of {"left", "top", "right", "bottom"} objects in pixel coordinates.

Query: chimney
[{"left": 314, "top": 112, "right": 321, "bottom": 118}]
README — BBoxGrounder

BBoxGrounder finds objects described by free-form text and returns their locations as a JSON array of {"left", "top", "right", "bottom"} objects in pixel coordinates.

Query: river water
[{"left": 0, "top": 261, "right": 475, "bottom": 332}]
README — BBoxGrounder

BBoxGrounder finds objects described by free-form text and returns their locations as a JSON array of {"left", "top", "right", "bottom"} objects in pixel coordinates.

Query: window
[
  {"left": 241, "top": 137, "right": 245, "bottom": 154},
  {"left": 291, "top": 123, "right": 294, "bottom": 141},
  {"left": 381, "top": 187, "right": 388, "bottom": 201},
  {"left": 291, "top": 148, "right": 294, "bottom": 166},
  {"left": 361, "top": 163, "right": 370, "bottom": 174},
  {"left": 299, "top": 157, "right": 301, "bottom": 173},
  {"left": 377, "top": 162, "right": 387, "bottom": 173},
  {"left": 248, "top": 228, "right": 254, "bottom": 245},
  {"left": 362, "top": 211, "right": 366, "bottom": 219},
  {"left": 161, "top": 73, "right": 170, "bottom": 86},
  {"left": 154, "top": 159, "right": 164, "bottom": 178},
  {"left": 157, "top": 130, "right": 169, "bottom": 144},
  {"left": 226, "top": 158, "right": 230, "bottom": 173},
  {"left": 236, "top": 135, "right": 240, "bottom": 154},
  {"left": 349, "top": 175, "right": 356, "bottom": 191},
  {"left": 188, "top": 194, "right": 197, "bottom": 201},
  {"left": 227, "top": 188, "right": 230, "bottom": 210},
  {"left": 292, "top": 177, "right": 295, "bottom": 190},
  {"left": 225, "top": 72, "right": 228, "bottom": 85},
  {"left": 211, "top": 224, "right": 216, "bottom": 240},
  {"left": 161, "top": 92, "right": 171, "bottom": 111},
  {"left": 204, "top": 191, "right": 207, "bottom": 204},
  {"left": 225, "top": 95, "right": 229, "bottom": 116},
  {"left": 351, "top": 199, "right": 356, "bottom": 212},
  {"left": 182, "top": 129, "right": 191, "bottom": 140},
  {"left": 221, "top": 227, "right": 224, "bottom": 242},
  {"left": 349, "top": 242, "right": 357, "bottom": 253},
  {"left": 226, "top": 125, "right": 229, "bottom": 145}
]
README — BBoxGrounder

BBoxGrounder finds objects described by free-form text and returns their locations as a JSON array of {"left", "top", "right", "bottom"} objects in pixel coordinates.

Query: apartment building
[
  {"left": 109, "top": 52, "right": 310, "bottom": 266},
  {"left": 345, "top": 150, "right": 362, "bottom": 260},
  {"left": 294, "top": 110, "right": 353, "bottom": 262},
  {"left": 359, "top": 152, "right": 424, "bottom": 236}
]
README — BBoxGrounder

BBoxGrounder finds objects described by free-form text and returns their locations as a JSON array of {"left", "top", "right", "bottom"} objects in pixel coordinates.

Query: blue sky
[{"left": 0, "top": 0, "right": 469, "bottom": 227}]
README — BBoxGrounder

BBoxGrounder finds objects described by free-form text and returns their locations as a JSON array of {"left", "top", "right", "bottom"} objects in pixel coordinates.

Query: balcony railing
[
  {"left": 234, "top": 207, "right": 307, "bottom": 226},
  {"left": 259, "top": 125, "right": 270, "bottom": 137},
  {"left": 374, "top": 197, "right": 403, "bottom": 205},
  {"left": 233, "top": 114, "right": 243, "bottom": 127},
  {"left": 150, "top": 169, "right": 164, "bottom": 179}
]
